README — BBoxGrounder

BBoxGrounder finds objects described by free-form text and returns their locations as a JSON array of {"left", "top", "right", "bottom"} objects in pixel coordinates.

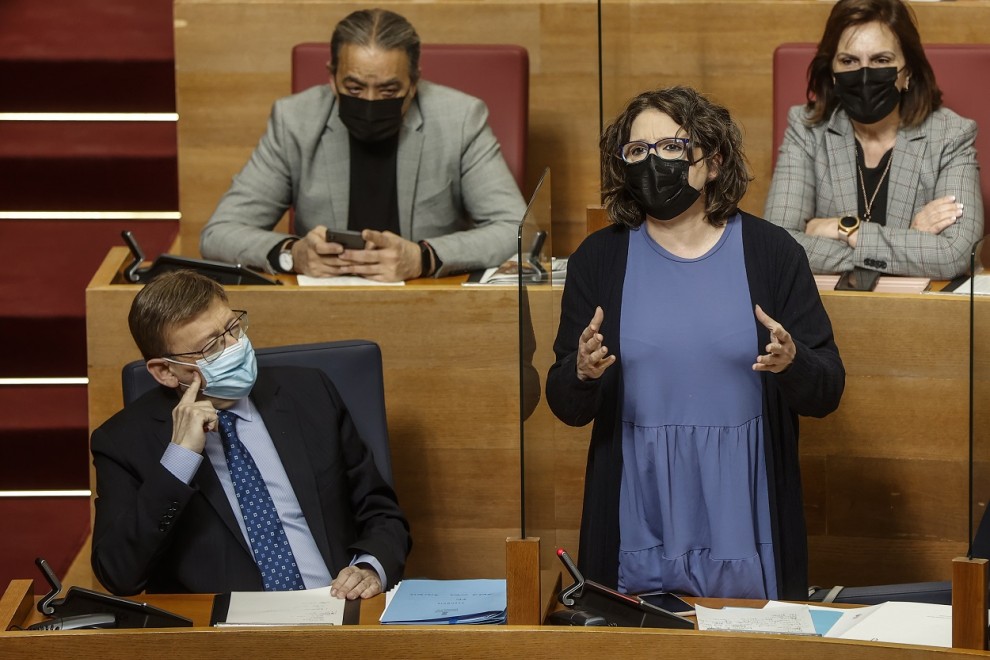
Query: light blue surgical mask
[{"left": 168, "top": 335, "right": 258, "bottom": 400}]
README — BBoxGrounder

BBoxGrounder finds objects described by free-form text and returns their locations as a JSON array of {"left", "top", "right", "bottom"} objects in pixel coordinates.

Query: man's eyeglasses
[
  {"left": 618, "top": 137, "right": 692, "bottom": 164},
  {"left": 164, "top": 310, "right": 249, "bottom": 364}
]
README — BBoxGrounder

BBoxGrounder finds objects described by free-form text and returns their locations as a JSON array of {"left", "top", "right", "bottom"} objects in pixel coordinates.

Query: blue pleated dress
[{"left": 616, "top": 213, "right": 778, "bottom": 599}]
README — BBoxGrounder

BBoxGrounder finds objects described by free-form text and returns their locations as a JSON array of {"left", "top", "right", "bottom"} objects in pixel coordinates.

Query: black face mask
[
  {"left": 623, "top": 155, "right": 702, "bottom": 221},
  {"left": 833, "top": 66, "right": 902, "bottom": 124},
  {"left": 337, "top": 94, "right": 405, "bottom": 142}
]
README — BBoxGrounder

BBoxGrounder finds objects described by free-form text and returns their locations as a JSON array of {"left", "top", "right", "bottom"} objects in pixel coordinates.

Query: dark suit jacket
[{"left": 91, "top": 366, "right": 411, "bottom": 595}]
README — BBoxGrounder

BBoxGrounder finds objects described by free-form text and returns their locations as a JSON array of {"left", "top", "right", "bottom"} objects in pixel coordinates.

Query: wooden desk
[
  {"left": 81, "top": 247, "right": 980, "bottom": 593},
  {"left": 3, "top": 580, "right": 988, "bottom": 660}
]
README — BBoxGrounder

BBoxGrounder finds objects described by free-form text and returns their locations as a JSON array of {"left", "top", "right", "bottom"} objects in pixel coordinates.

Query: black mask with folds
[
  {"left": 337, "top": 95, "right": 405, "bottom": 142},
  {"left": 833, "top": 66, "right": 902, "bottom": 125},
  {"left": 623, "top": 155, "right": 701, "bottom": 221}
]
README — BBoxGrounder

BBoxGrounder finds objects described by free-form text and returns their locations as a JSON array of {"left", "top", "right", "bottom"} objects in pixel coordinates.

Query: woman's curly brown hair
[{"left": 601, "top": 86, "right": 751, "bottom": 229}]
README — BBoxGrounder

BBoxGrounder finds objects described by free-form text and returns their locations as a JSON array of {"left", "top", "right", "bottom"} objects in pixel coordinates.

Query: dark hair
[
  {"left": 330, "top": 8, "right": 421, "bottom": 83},
  {"left": 128, "top": 270, "right": 228, "bottom": 360},
  {"left": 601, "top": 86, "right": 751, "bottom": 229},
  {"left": 806, "top": 0, "right": 941, "bottom": 126}
]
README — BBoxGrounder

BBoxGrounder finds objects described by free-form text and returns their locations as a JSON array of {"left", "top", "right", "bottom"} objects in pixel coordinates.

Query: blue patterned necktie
[{"left": 216, "top": 409, "right": 305, "bottom": 591}]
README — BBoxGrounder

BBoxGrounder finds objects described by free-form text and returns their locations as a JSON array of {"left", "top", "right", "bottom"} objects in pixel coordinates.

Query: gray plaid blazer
[{"left": 765, "top": 105, "right": 982, "bottom": 279}]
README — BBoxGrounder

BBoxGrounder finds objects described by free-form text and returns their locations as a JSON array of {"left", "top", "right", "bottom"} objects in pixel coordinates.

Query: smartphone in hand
[{"left": 325, "top": 229, "right": 367, "bottom": 250}]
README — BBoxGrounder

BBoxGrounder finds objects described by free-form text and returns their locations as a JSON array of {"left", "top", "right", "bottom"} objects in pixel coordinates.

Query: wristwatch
[
  {"left": 418, "top": 240, "right": 436, "bottom": 277},
  {"left": 277, "top": 240, "right": 297, "bottom": 273},
  {"left": 838, "top": 215, "right": 860, "bottom": 238}
]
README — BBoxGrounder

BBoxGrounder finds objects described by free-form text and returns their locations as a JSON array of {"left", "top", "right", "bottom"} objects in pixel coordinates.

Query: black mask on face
[
  {"left": 337, "top": 94, "right": 405, "bottom": 142},
  {"left": 623, "top": 155, "right": 702, "bottom": 221},
  {"left": 833, "top": 66, "right": 902, "bottom": 124}
]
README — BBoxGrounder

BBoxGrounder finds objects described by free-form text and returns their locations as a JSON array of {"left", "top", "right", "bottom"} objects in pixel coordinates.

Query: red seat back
[
  {"left": 292, "top": 42, "right": 529, "bottom": 191},
  {"left": 773, "top": 43, "right": 990, "bottom": 229}
]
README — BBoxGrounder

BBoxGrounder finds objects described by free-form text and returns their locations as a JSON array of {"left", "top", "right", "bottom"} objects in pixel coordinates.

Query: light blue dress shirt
[{"left": 161, "top": 396, "right": 385, "bottom": 588}]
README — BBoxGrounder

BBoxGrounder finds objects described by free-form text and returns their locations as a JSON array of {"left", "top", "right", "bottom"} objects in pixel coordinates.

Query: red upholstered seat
[
  {"left": 772, "top": 43, "right": 990, "bottom": 230},
  {"left": 291, "top": 42, "right": 529, "bottom": 192}
]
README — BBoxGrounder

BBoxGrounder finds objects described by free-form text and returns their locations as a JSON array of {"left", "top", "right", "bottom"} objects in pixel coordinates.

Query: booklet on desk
[{"left": 379, "top": 579, "right": 507, "bottom": 625}]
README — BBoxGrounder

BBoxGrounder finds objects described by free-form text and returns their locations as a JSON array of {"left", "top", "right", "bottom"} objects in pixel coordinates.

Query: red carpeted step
[
  {"left": 0, "top": 219, "right": 179, "bottom": 319},
  {"left": 0, "top": 219, "right": 178, "bottom": 377},
  {"left": 0, "top": 496, "right": 91, "bottom": 594},
  {"left": 0, "top": 0, "right": 174, "bottom": 113},
  {"left": 0, "top": 385, "right": 88, "bottom": 432},
  {"left": 0, "top": 61, "right": 174, "bottom": 113},
  {"left": 0, "top": 386, "right": 90, "bottom": 490},
  {"left": 0, "top": 121, "right": 178, "bottom": 211}
]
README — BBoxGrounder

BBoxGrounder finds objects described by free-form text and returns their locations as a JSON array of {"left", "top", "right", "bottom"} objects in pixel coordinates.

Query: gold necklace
[{"left": 857, "top": 150, "right": 893, "bottom": 223}]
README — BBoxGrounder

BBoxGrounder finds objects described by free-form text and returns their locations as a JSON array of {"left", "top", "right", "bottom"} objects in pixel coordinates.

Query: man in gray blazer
[{"left": 200, "top": 9, "right": 526, "bottom": 281}]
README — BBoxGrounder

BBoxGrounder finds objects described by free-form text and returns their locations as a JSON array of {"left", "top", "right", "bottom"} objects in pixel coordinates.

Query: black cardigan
[{"left": 546, "top": 212, "right": 845, "bottom": 600}]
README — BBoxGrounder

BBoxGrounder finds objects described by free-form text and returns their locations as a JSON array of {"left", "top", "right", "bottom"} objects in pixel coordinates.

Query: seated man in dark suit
[{"left": 91, "top": 269, "right": 411, "bottom": 596}]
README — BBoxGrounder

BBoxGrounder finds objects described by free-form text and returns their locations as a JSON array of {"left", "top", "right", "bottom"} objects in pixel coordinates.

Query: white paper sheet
[
  {"left": 296, "top": 274, "right": 405, "bottom": 287},
  {"left": 941, "top": 275, "right": 990, "bottom": 296},
  {"left": 219, "top": 587, "right": 345, "bottom": 626},
  {"left": 762, "top": 600, "right": 878, "bottom": 638},
  {"left": 836, "top": 601, "right": 952, "bottom": 647},
  {"left": 694, "top": 603, "right": 818, "bottom": 636}
]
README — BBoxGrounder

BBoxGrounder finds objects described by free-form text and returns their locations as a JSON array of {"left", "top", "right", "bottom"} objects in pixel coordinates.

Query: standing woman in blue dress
[{"left": 547, "top": 86, "right": 845, "bottom": 601}]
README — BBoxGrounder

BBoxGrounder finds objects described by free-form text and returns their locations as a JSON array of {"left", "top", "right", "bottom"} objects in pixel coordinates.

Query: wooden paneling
[
  {"left": 174, "top": 0, "right": 990, "bottom": 259},
  {"left": 826, "top": 457, "right": 966, "bottom": 540},
  {"left": 11, "top": 582, "right": 990, "bottom": 658},
  {"left": 85, "top": 246, "right": 984, "bottom": 592},
  {"left": 952, "top": 557, "right": 989, "bottom": 650},
  {"left": 809, "top": 536, "right": 969, "bottom": 588}
]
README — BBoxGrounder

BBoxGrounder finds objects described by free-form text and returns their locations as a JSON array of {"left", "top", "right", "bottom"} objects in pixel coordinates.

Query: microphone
[
  {"left": 556, "top": 547, "right": 584, "bottom": 583},
  {"left": 27, "top": 613, "right": 117, "bottom": 631}
]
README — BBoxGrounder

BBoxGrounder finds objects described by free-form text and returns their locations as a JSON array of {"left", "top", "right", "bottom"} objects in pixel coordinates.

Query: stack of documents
[
  {"left": 941, "top": 275, "right": 990, "bottom": 296},
  {"left": 695, "top": 600, "right": 952, "bottom": 647},
  {"left": 211, "top": 587, "right": 356, "bottom": 626},
  {"left": 379, "top": 579, "right": 507, "bottom": 625}
]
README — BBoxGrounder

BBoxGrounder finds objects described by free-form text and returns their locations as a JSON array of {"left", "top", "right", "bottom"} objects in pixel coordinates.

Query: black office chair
[{"left": 120, "top": 339, "right": 394, "bottom": 486}]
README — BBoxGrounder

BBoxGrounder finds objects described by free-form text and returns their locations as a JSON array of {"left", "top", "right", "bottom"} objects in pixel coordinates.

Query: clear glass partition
[
  {"left": 518, "top": 168, "right": 557, "bottom": 571},
  {"left": 969, "top": 238, "right": 990, "bottom": 556}
]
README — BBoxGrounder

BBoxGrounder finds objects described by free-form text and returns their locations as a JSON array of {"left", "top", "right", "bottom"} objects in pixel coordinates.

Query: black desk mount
[
  {"left": 555, "top": 548, "right": 694, "bottom": 630},
  {"left": 34, "top": 557, "right": 192, "bottom": 629},
  {"left": 122, "top": 230, "right": 280, "bottom": 286}
]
